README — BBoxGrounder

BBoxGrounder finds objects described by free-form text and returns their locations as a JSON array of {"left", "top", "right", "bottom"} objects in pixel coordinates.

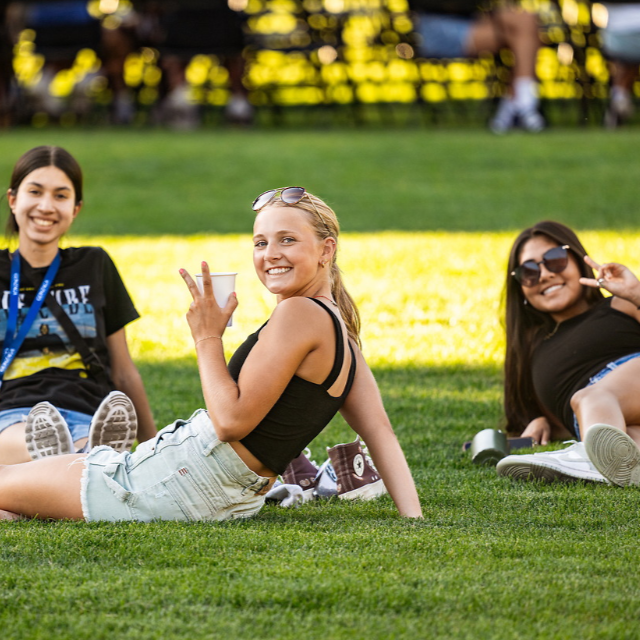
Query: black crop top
[
  {"left": 227, "top": 298, "right": 357, "bottom": 475},
  {"left": 531, "top": 298, "right": 640, "bottom": 430}
]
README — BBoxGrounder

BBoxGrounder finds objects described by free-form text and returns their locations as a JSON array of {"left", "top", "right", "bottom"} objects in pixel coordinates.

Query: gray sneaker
[
  {"left": 88, "top": 391, "right": 137, "bottom": 452},
  {"left": 585, "top": 424, "right": 640, "bottom": 487},
  {"left": 496, "top": 442, "right": 607, "bottom": 483},
  {"left": 25, "top": 402, "right": 74, "bottom": 459}
]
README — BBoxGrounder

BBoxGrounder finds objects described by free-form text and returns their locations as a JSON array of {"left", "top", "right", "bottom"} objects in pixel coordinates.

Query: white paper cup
[{"left": 195, "top": 272, "right": 237, "bottom": 327}]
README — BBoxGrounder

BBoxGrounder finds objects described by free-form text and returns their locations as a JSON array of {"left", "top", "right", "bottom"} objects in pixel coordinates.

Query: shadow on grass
[{"left": 138, "top": 358, "right": 504, "bottom": 476}]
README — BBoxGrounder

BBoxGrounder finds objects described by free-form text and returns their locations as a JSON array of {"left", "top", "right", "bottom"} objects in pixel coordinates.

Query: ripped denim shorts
[
  {"left": 81, "top": 409, "right": 272, "bottom": 522},
  {"left": 571, "top": 352, "right": 640, "bottom": 439}
]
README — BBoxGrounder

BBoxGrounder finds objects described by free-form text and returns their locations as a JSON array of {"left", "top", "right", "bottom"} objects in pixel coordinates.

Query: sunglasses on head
[
  {"left": 252, "top": 186, "right": 309, "bottom": 212},
  {"left": 512, "top": 245, "right": 570, "bottom": 287}
]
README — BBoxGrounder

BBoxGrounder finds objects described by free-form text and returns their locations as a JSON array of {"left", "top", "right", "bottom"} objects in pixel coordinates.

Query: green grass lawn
[{"left": 1, "top": 129, "right": 640, "bottom": 639}]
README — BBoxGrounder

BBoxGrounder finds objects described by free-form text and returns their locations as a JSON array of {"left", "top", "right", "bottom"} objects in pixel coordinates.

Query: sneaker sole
[
  {"left": 339, "top": 479, "right": 387, "bottom": 501},
  {"left": 496, "top": 458, "right": 605, "bottom": 483},
  {"left": 25, "top": 402, "right": 74, "bottom": 459},
  {"left": 88, "top": 392, "right": 137, "bottom": 452},
  {"left": 585, "top": 425, "right": 640, "bottom": 487}
]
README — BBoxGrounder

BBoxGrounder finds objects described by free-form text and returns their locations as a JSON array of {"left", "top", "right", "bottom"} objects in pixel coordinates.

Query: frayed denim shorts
[
  {"left": 0, "top": 407, "right": 91, "bottom": 440},
  {"left": 572, "top": 352, "right": 640, "bottom": 439},
  {"left": 81, "top": 409, "right": 271, "bottom": 522}
]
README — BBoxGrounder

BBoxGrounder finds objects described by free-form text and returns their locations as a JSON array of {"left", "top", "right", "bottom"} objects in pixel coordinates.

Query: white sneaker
[
  {"left": 496, "top": 442, "right": 607, "bottom": 483},
  {"left": 224, "top": 95, "right": 254, "bottom": 124},
  {"left": 489, "top": 98, "right": 516, "bottom": 134},
  {"left": 264, "top": 481, "right": 304, "bottom": 507},
  {"left": 585, "top": 424, "right": 640, "bottom": 487},
  {"left": 516, "top": 107, "right": 545, "bottom": 133},
  {"left": 88, "top": 391, "right": 137, "bottom": 452},
  {"left": 25, "top": 402, "right": 74, "bottom": 459}
]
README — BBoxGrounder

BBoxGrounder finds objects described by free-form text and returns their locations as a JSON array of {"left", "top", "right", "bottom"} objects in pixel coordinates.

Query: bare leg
[
  {"left": 467, "top": 7, "right": 542, "bottom": 132},
  {"left": 605, "top": 61, "right": 637, "bottom": 127},
  {"left": 571, "top": 359, "right": 640, "bottom": 447},
  {"left": 466, "top": 8, "right": 539, "bottom": 82},
  {"left": 0, "top": 422, "right": 31, "bottom": 464},
  {"left": 0, "top": 421, "right": 86, "bottom": 464},
  {"left": 0, "top": 454, "right": 85, "bottom": 519}
]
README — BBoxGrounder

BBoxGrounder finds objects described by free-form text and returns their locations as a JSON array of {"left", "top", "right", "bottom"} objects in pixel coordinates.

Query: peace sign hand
[
  {"left": 579, "top": 255, "right": 640, "bottom": 306},
  {"left": 180, "top": 261, "right": 238, "bottom": 344}
]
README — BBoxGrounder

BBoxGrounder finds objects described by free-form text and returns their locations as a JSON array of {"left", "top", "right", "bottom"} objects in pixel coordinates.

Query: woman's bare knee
[{"left": 570, "top": 386, "right": 595, "bottom": 414}]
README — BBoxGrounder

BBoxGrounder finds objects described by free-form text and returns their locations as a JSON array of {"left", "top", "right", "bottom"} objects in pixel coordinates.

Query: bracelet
[{"left": 195, "top": 335, "right": 222, "bottom": 346}]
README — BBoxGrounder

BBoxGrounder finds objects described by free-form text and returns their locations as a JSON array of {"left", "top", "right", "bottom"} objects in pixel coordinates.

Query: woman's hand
[
  {"left": 521, "top": 416, "right": 551, "bottom": 445},
  {"left": 580, "top": 256, "right": 640, "bottom": 307},
  {"left": 180, "top": 261, "right": 238, "bottom": 343}
]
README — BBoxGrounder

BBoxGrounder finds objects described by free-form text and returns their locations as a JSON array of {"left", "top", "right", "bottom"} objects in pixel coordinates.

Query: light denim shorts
[
  {"left": 81, "top": 409, "right": 271, "bottom": 522},
  {"left": 602, "top": 31, "right": 640, "bottom": 63},
  {"left": 0, "top": 407, "right": 91, "bottom": 441},
  {"left": 416, "top": 13, "right": 473, "bottom": 59},
  {"left": 571, "top": 352, "right": 640, "bottom": 438}
]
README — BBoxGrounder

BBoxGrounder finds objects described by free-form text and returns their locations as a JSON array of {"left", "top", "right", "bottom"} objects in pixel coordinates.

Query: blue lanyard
[{"left": 0, "top": 250, "right": 61, "bottom": 385}]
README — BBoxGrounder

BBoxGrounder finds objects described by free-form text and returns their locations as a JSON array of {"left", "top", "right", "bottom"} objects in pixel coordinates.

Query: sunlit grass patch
[{"left": 80, "top": 230, "right": 640, "bottom": 370}]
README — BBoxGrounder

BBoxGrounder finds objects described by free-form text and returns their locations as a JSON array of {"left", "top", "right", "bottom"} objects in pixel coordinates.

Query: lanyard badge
[{"left": 0, "top": 250, "right": 62, "bottom": 386}]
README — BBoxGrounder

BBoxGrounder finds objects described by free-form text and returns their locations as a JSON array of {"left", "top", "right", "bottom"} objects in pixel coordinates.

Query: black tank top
[
  {"left": 531, "top": 298, "right": 640, "bottom": 429},
  {"left": 227, "top": 298, "right": 357, "bottom": 475}
]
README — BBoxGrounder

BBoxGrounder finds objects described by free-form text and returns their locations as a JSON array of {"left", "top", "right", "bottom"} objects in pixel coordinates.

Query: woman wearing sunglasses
[
  {"left": 0, "top": 187, "right": 422, "bottom": 521},
  {"left": 498, "top": 220, "right": 640, "bottom": 486}
]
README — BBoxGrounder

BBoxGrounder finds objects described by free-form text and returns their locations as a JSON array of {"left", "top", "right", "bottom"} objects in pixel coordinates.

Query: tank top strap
[{"left": 307, "top": 297, "right": 346, "bottom": 389}]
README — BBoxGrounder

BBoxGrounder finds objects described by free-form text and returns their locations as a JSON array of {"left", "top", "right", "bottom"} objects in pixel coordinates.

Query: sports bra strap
[{"left": 306, "top": 297, "right": 349, "bottom": 389}]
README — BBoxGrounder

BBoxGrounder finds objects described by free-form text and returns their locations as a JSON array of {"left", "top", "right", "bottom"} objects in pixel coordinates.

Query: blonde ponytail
[{"left": 261, "top": 191, "right": 362, "bottom": 347}]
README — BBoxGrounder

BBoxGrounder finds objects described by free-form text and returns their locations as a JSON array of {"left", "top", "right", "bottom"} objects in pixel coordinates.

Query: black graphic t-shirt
[{"left": 0, "top": 247, "right": 139, "bottom": 416}]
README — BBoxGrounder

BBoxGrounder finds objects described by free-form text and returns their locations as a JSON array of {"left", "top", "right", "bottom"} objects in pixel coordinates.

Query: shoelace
[{"left": 359, "top": 440, "right": 379, "bottom": 472}]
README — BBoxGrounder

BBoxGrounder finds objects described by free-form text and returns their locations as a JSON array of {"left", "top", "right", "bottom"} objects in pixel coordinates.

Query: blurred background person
[
  {"left": 0, "top": 1, "right": 15, "bottom": 126},
  {"left": 599, "top": 2, "right": 640, "bottom": 127},
  {"left": 409, "top": 0, "right": 544, "bottom": 133},
  {"left": 134, "top": 0, "right": 252, "bottom": 128}
]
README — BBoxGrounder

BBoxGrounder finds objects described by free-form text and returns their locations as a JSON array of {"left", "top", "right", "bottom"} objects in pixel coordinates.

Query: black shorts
[
  {"left": 157, "top": 7, "right": 245, "bottom": 56},
  {"left": 25, "top": 1, "right": 102, "bottom": 59}
]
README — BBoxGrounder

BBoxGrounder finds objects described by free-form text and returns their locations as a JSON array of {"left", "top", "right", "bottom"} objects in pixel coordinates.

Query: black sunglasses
[
  {"left": 512, "top": 245, "right": 570, "bottom": 287},
  {"left": 252, "top": 187, "right": 309, "bottom": 211}
]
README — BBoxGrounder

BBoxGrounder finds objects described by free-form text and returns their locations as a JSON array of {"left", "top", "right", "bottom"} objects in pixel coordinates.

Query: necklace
[
  {"left": 545, "top": 322, "right": 560, "bottom": 340},
  {"left": 312, "top": 295, "right": 338, "bottom": 306}
]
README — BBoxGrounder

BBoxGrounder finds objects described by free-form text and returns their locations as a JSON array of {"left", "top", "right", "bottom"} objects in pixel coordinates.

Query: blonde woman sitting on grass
[{"left": 0, "top": 187, "right": 422, "bottom": 521}]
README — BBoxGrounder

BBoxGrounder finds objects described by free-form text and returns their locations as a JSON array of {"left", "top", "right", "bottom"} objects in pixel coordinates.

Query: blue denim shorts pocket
[
  {"left": 572, "top": 352, "right": 640, "bottom": 438},
  {"left": 82, "top": 410, "right": 267, "bottom": 522}
]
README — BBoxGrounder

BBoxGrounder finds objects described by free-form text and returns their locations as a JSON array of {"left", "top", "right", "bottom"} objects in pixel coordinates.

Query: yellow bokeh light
[{"left": 591, "top": 3, "right": 608, "bottom": 28}]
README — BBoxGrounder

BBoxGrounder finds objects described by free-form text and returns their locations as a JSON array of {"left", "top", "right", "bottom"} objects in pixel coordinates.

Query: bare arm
[
  {"left": 340, "top": 345, "right": 422, "bottom": 519},
  {"left": 106, "top": 328, "right": 157, "bottom": 442},
  {"left": 181, "top": 265, "right": 329, "bottom": 441}
]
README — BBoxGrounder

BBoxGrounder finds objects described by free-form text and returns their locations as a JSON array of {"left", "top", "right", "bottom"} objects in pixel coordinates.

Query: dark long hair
[
  {"left": 6, "top": 146, "right": 83, "bottom": 238},
  {"left": 502, "top": 221, "right": 604, "bottom": 434}
]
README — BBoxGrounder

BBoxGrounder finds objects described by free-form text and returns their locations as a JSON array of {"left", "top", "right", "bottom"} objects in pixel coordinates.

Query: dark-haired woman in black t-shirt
[
  {"left": 0, "top": 146, "right": 156, "bottom": 465},
  {"left": 0, "top": 187, "right": 422, "bottom": 522},
  {"left": 497, "top": 220, "right": 640, "bottom": 487}
]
